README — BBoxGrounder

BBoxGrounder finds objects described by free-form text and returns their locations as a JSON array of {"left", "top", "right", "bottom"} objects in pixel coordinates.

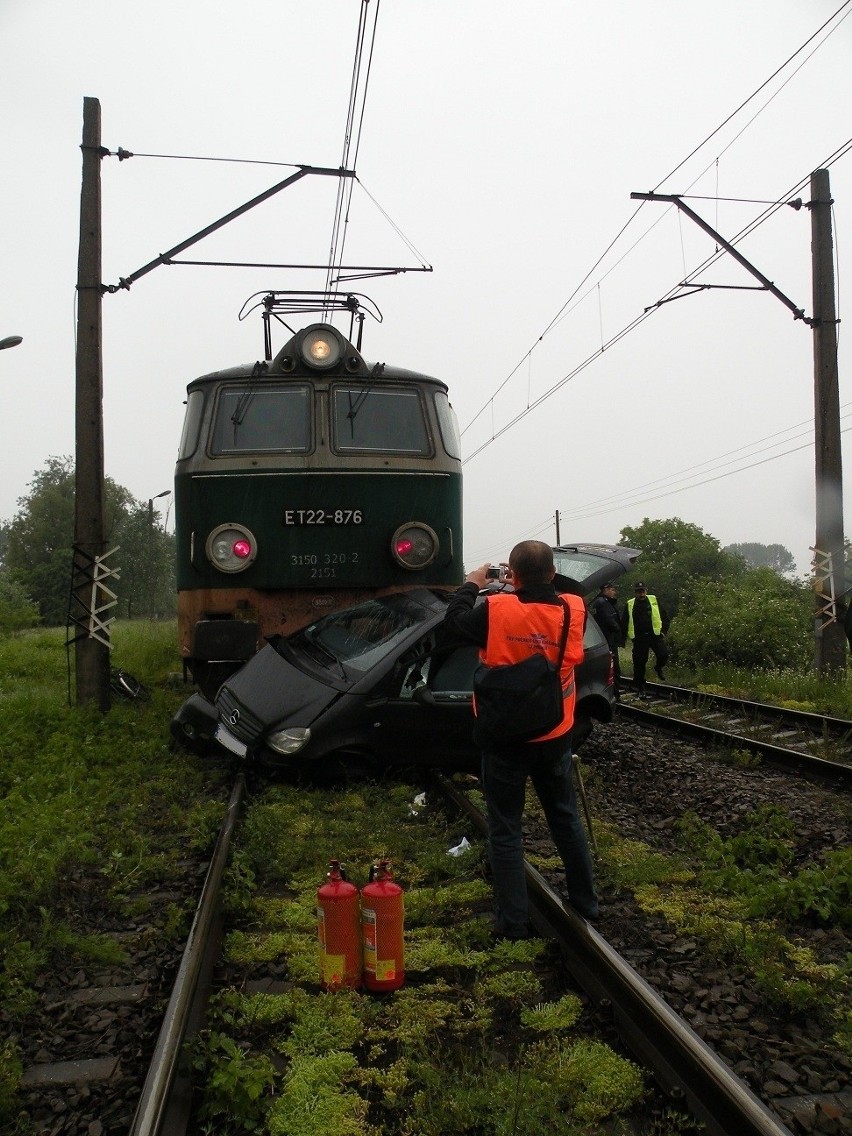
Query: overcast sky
[{"left": 3, "top": 0, "right": 851, "bottom": 578}]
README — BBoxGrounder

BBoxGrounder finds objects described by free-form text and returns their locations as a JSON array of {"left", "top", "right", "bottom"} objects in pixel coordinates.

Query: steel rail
[
  {"left": 434, "top": 772, "right": 795, "bottom": 1136},
  {"left": 617, "top": 692, "right": 852, "bottom": 788},
  {"left": 623, "top": 678, "right": 852, "bottom": 741},
  {"left": 128, "top": 773, "right": 247, "bottom": 1136}
]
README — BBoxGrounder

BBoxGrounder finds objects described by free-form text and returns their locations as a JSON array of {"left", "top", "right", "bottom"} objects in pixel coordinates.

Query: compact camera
[{"left": 486, "top": 565, "right": 508, "bottom": 580}]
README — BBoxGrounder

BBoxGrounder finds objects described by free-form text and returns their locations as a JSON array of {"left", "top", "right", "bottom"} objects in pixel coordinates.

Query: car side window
[
  {"left": 429, "top": 644, "right": 478, "bottom": 694},
  {"left": 380, "top": 638, "right": 434, "bottom": 699}
]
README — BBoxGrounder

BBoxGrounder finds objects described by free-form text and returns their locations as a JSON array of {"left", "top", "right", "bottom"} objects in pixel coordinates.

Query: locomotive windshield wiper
[
  {"left": 344, "top": 362, "right": 385, "bottom": 437},
  {"left": 230, "top": 361, "right": 268, "bottom": 442}
]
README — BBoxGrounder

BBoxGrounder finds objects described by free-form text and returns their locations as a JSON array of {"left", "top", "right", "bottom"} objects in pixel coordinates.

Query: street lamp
[
  {"left": 148, "top": 491, "right": 171, "bottom": 616},
  {"left": 148, "top": 489, "right": 171, "bottom": 525},
  {"left": 0, "top": 336, "right": 23, "bottom": 351}
]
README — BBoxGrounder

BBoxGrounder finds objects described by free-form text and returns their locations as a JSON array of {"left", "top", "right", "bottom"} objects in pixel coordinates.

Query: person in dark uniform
[
  {"left": 620, "top": 582, "right": 669, "bottom": 696},
  {"left": 589, "top": 582, "right": 623, "bottom": 699}
]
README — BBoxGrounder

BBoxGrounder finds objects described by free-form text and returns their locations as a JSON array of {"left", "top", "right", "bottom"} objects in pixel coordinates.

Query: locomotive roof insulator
[{"left": 273, "top": 323, "right": 366, "bottom": 376}]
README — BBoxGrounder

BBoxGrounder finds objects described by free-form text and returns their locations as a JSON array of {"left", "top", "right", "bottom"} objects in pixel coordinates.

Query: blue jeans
[{"left": 480, "top": 734, "right": 598, "bottom": 937}]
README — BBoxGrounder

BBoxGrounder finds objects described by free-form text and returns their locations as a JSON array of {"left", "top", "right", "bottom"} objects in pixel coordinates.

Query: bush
[
  {"left": 0, "top": 575, "right": 40, "bottom": 635},
  {"left": 668, "top": 568, "right": 812, "bottom": 670}
]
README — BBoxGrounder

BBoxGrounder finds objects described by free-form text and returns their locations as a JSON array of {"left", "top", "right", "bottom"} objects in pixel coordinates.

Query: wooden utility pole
[
  {"left": 632, "top": 183, "right": 846, "bottom": 676},
  {"left": 810, "top": 168, "right": 846, "bottom": 675},
  {"left": 73, "top": 97, "right": 111, "bottom": 708}
]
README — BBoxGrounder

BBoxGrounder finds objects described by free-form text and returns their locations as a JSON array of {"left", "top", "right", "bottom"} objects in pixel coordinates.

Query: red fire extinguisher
[
  {"left": 317, "top": 860, "right": 361, "bottom": 990},
  {"left": 361, "top": 859, "right": 405, "bottom": 992}
]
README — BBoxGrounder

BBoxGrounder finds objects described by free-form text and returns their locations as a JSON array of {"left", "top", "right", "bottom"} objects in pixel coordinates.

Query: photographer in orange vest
[{"left": 439, "top": 540, "right": 599, "bottom": 937}]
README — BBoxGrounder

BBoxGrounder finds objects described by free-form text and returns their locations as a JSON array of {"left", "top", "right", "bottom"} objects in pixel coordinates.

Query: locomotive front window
[
  {"left": 178, "top": 390, "right": 205, "bottom": 460},
  {"left": 434, "top": 391, "right": 461, "bottom": 460},
  {"left": 332, "top": 387, "right": 430, "bottom": 455},
  {"left": 211, "top": 385, "right": 311, "bottom": 454}
]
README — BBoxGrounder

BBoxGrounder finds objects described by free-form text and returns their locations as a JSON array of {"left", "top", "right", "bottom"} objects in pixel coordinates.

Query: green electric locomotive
[{"left": 175, "top": 319, "right": 463, "bottom": 693}]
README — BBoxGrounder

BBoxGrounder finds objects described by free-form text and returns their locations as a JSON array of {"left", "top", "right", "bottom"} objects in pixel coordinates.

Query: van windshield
[{"left": 286, "top": 591, "right": 437, "bottom": 675}]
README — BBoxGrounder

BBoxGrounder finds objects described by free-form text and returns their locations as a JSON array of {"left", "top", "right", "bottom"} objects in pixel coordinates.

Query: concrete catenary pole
[
  {"left": 74, "top": 96, "right": 111, "bottom": 708},
  {"left": 810, "top": 167, "right": 846, "bottom": 675}
]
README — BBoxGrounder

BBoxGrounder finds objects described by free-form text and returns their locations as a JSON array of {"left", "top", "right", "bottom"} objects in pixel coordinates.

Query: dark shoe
[
  {"left": 569, "top": 902, "right": 599, "bottom": 923},
  {"left": 655, "top": 667, "right": 666, "bottom": 681}
]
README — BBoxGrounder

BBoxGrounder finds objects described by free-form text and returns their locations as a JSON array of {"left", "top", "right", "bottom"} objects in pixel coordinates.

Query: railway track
[
  {"left": 65, "top": 767, "right": 849, "bottom": 1131},
  {"left": 437, "top": 773, "right": 797, "bottom": 1136},
  {"left": 128, "top": 775, "right": 246, "bottom": 1136},
  {"left": 129, "top": 769, "right": 795, "bottom": 1136},
  {"left": 15, "top": 714, "right": 849, "bottom": 1135},
  {"left": 619, "top": 678, "right": 852, "bottom": 782}
]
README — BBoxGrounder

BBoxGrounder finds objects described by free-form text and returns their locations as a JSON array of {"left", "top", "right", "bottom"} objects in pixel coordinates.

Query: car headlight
[{"left": 266, "top": 727, "right": 312, "bottom": 755}]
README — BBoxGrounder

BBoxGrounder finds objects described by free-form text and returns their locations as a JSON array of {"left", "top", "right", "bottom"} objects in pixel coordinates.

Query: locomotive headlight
[
  {"left": 267, "top": 726, "right": 311, "bottom": 755},
  {"left": 391, "top": 522, "right": 439, "bottom": 570},
  {"left": 205, "top": 523, "right": 258, "bottom": 573},
  {"left": 302, "top": 327, "right": 343, "bottom": 370}
]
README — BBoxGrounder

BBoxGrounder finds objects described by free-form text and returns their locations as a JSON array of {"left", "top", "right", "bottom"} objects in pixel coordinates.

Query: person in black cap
[
  {"left": 590, "top": 582, "right": 623, "bottom": 699},
  {"left": 620, "top": 583, "right": 670, "bottom": 696}
]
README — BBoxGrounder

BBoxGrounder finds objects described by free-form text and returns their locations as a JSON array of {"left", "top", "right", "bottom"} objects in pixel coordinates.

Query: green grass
[
  {"left": 193, "top": 781, "right": 648, "bottom": 1134},
  {"left": 619, "top": 648, "right": 852, "bottom": 718},
  {"left": 0, "top": 619, "right": 230, "bottom": 1122},
  {"left": 581, "top": 815, "right": 852, "bottom": 1027}
]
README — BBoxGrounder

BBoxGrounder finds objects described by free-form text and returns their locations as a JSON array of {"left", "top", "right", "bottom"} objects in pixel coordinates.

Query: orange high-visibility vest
[{"left": 478, "top": 592, "right": 586, "bottom": 740}]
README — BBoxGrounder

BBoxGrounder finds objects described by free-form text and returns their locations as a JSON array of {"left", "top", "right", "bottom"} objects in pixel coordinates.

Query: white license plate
[{"left": 214, "top": 723, "right": 248, "bottom": 758}]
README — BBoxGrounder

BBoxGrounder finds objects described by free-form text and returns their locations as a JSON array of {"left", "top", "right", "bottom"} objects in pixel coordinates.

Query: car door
[{"left": 367, "top": 635, "right": 480, "bottom": 770}]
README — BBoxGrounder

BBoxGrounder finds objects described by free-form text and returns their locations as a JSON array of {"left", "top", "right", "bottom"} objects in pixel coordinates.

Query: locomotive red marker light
[
  {"left": 391, "top": 523, "right": 439, "bottom": 570},
  {"left": 205, "top": 523, "right": 258, "bottom": 573}
]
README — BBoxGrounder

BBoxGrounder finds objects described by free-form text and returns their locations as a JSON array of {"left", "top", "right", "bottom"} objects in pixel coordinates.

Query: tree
[
  {"left": 3, "top": 457, "right": 176, "bottom": 626},
  {"left": 0, "top": 574, "right": 40, "bottom": 635},
  {"left": 724, "top": 542, "right": 796, "bottom": 576},
  {"left": 618, "top": 517, "right": 744, "bottom": 619},
  {"left": 668, "top": 568, "right": 812, "bottom": 671},
  {"left": 110, "top": 506, "right": 176, "bottom": 618},
  {"left": 5, "top": 457, "right": 75, "bottom": 626}
]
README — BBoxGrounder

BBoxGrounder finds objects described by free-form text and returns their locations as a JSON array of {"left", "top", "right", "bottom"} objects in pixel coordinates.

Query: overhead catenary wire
[
  {"left": 324, "top": 0, "right": 382, "bottom": 315},
  {"left": 459, "top": 3, "right": 852, "bottom": 458},
  {"left": 460, "top": 7, "right": 852, "bottom": 567},
  {"left": 556, "top": 413, "right": 852, "bottom": 522},
  {"left": 555, "top": 426, "right": 852, "bottom": 526},
  {"left": 461, "top": 134, "right": 852, "bottom": 466},
  {"left": 105, "top": 150, "right": 304, "bottom": 167},
  {"left": 650, "top": 0, "right": 852, "bottom": 194},
  {"left": 465, "top": 415, "right": 852, "bottom": 565}
]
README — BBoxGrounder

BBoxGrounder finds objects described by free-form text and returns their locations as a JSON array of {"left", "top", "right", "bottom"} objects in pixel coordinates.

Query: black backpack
[{"left": 473, "top": 599, "right": 571, "bottom": 745}]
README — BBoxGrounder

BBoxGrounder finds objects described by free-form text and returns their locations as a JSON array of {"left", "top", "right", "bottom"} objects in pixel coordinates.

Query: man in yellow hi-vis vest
[{"left": 620, "top": 582, "right": 670, "bottom": 697}]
